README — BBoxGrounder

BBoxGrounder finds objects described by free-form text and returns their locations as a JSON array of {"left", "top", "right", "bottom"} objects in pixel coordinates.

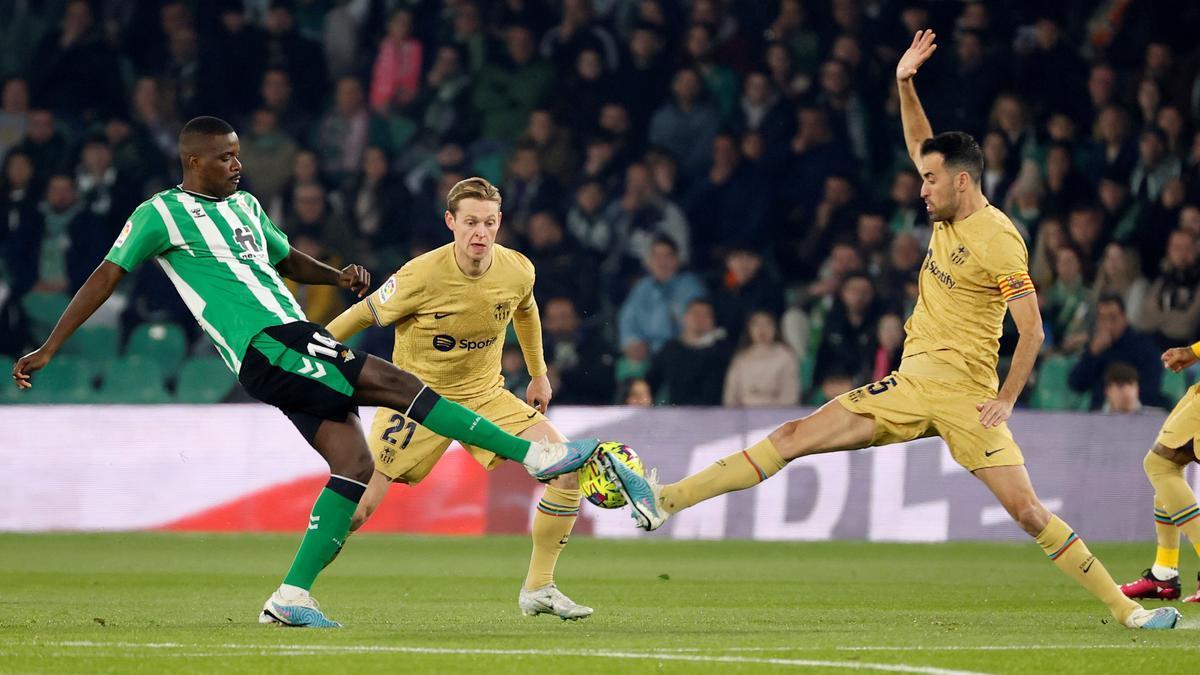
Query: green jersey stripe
[
  {"left": 220, "top": 199, "right": 305, "bottom": 319},
  {"left": 175, "top": 192, "right": 296, "bottom": 324},
  {"left": 231, "top": 198, "right": 304, "bottom": 317},
  {"left": 157, "top": 257, "right": 242, "bottom": 371}
]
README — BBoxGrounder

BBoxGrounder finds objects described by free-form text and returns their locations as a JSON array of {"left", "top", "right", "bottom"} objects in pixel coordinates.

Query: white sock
[
  {"left": 1151, "top": 564, "right": 1179, "bottom": 581},
  {"left": 278, "top": 583, "right": 310, "bottom": 599}
]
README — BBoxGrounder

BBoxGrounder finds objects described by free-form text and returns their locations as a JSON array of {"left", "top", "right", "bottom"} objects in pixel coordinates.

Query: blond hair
[{"left": 446, "top": 177, "right": 502, "bottom": 214}]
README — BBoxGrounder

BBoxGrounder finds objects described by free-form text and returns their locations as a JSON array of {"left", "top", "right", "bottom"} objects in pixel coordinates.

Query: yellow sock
[
  {"left": 1145, "top": 451, "right": 1200, "bottom": 560},
  {"left": 1154, "top": 499, "right": 1181, "bottom": 570},
  {"left": 523, "top": 484, "right": 580, "bottom": 590},
  {"left": 1036, "top": 515, "right": 1139, "bottom": 624},
  {"left": 659, "top": 438, "right": 787, "bottom": 514}
]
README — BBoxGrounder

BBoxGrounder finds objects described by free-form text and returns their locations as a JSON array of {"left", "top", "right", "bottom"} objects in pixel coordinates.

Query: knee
[
  {"left": 1144, "top": 446, "right": 1185, "bottom": 479},
  {"left": 769, "top": 419, "right": 811, "bottom": 460},
  {"left": 340, "top": 453, "right": 375, "bottom": 485},
  {"left": 1013, "top": 500, "right": 1050, "bottom": 536}
]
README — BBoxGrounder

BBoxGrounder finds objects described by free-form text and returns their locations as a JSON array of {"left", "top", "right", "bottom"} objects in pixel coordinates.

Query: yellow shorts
[
  {"left": 836, "top": 371, "right": 1024, "bottom": 472},
  {"left": 1156, "top": 383, "right": 1200, "bottom": 450},
  {"left": 367, "top": 387, "right": 548, "bottom": 483}
]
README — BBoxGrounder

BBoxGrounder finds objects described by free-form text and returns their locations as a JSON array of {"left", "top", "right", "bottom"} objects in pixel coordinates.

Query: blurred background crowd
[{"left": 3, "top": 0, "right": 1200, "bottom": 412}]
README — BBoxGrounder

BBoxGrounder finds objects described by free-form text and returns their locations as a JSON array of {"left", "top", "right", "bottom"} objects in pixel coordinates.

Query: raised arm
[
  {"left": 896, "top": 29, "right": 938, "bottom": 166},
  {"left": 12, "top": 261, "right": 126, "bottom": 388}
]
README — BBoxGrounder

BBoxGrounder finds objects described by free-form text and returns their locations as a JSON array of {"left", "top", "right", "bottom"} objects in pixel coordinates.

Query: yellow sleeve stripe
[
  {"left": 1190, "top": 342, "right": 1200, "bottom": 359},
  {"left": 999, "top": 272, "right": 1035, "bottom": 301}
]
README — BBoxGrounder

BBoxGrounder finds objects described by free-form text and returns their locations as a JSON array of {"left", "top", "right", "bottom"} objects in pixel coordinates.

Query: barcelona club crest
[
  {"left": 951, "top": 244, "right": 970, "bottom": 265},
  {"left": 494, "top": 302, "right": 511, "bottom": 321}
]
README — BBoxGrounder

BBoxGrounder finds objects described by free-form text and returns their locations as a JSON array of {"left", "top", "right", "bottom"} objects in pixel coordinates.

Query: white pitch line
[
  {"left": 14, "top": 641, "right": 990, "bottom": 675},
  {"left": 648, "top": 644, "right": 1198, "bottom": 653}
]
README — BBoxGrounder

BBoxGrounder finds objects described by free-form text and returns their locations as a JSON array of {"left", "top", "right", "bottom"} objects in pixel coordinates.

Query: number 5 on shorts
[{"left": 866, "top": 375, "right": 899, "bottom": 396}]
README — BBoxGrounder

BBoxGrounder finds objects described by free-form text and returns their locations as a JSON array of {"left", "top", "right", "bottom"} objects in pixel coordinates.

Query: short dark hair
[
  {"left": 920, "top": 131, "right": 984, "bottom": 183},
  {"left": 1097, "top": 292, "right": 1126, "bottom": 314},
  {"left": 1103, "top": 362, "right": 1138, "bottom": 387},
  {"left": 650, "top": 234, "right": 679, "bottom": 255},
  {"left": 180, "top": 116, "right": 235, "bottom": 141}
]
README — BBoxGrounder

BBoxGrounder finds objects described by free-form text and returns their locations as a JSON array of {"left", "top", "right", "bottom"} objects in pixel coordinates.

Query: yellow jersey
[
  {"left": 326, "top": 243, "right": 546, "bottom": 400},
  {"left": 899, "top": 204, "right": 1033, "bottom": 393}
]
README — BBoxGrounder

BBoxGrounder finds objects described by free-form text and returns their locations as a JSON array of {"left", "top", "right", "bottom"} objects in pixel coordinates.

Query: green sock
[
  {"left": 418, "top": 396, "right": 532, "bottom": 463},
  {"left": 282, "top": 482, "right": 361, "bottom": 591}
]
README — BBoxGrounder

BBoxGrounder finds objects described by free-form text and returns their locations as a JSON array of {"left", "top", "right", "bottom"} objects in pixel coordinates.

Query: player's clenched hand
[
  {"left": 1162, "top": 347, "right": 1198, "bottom": 373},
  {"left": 338, "top": 264, "right": 371, "bottom": 297},
  {"left": 526, "top": 374, "right": 553, "bottom": 414},
  {"left": 976, "top": 398, "right": 1013, "bottom": 429},
  {"left": 896, "top": 29, "right": 937, "bottom": 82},
  {"left": 12, "top": 348, "right": 52, "bottom": 390}
]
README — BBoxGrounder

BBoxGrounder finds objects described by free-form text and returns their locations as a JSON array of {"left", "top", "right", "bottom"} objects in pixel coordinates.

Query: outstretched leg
[{"left": 973, "top": 464, "right": 1176, "bottom": 629}]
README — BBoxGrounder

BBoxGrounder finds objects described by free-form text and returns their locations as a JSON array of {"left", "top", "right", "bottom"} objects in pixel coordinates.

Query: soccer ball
[{"left": 579, "top": 441, "right": 644, "bottom": 508}]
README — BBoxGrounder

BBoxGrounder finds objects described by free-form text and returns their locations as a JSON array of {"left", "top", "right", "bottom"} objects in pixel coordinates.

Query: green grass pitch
[{"left": 0, "top": 533, "right": 1196, "bottom": 673}]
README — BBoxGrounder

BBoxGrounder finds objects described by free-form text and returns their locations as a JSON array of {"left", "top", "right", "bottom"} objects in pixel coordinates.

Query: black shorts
[{"left": 238, "top": 321, "right": 368, "bottom": 444}]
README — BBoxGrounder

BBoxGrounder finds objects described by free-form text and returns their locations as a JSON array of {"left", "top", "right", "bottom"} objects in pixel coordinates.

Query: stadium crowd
[{"left": 3, "top": 0, "right": 1200, "bottom": 411}]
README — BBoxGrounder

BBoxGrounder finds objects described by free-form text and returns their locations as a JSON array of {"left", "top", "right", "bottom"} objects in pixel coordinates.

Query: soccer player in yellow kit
[
  {"left": 1120, "top": 343, "right": 1200, "bottom": 603},
  {"left": 602, "top": 30, "right": 1180, "bottom": 630},
  {"left": 326, "top": 177, "right": 592, "bottom": 620}
]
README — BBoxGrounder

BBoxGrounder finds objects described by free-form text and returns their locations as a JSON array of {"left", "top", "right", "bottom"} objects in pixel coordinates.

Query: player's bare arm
[
  {"left": 978, "top": 292, "right": 1044, "bottom": 428},
  {"left": 12, "top": 261, "right": 126, "bottom": 389},
  {"left": 896, "top": 29, "right": 937, "bottom": 164},
  {"left": 275, "top": 246, "right": 371, "bottom": 297},
  {"left": 1162, "top": 346, "right": 1199, "bottom": 373}
]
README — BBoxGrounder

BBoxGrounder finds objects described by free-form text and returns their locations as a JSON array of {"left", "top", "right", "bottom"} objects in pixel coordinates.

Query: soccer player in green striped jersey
[{"left": 11, "top": 116, "right": 599, "bottom": 628}]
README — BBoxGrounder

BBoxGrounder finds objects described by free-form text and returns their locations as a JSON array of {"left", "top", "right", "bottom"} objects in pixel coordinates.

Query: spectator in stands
[
  {"left": 501, "top": 144, "right": 562, "bottom": 234},
  {"left": 286, "top": 182, "right": 355, "bottom": 264},
  {"left": 684, "top": 22, "right": 738, "bottom": 122},
  {"left": 1030, "top": 215, "right": 1065, "bottom": 291},
  {"left": 1069, "top": 294, "right": 1165, "bottom": 410},
  {"left": 779, "top": 106, "right": 858, "bottom": 221},
  {"left": 1083, "top": 64, "right": 1117, "bottom": 129},
  {"left": 710, "top": 245, "right": 784, "bottom": 338},
  {"left": 619, "top": 377, "right": 653, "bottom": 406},
  {"left": 539, "top": 0, "right": 618, "bottom": 73},
  {"left": 473, "top": 24, "right": 555, "bottom": 142},
  {"left": 258, "top": 68, "right": 312, "bottom": 143},
  {"left": 684, "top": 134, "right": 769, "bottom": 263},
  {"left": 369, "top": 8, "right": 423, "bottom": 114},
  {"left": 1042, "top": 142, "right": 1093, "bottom": 217},
  {"left": 0, "top": 151, "right": 41, "bottom": 300},
  {"left": 649, "top": 68, "right": 719, "bottom": 180},
  {"left": 731, "top": 71, "right": 794, "bottom": 168},
  {"left": 240, "top": 109, "right": 298, "bottom": 210},
  {"left": 603, "top": 161, "right": 689, "bottom": 280},
  {"left": 1014, "top": 16, "right": 1086, "bottom": 122},
  {"left": 722, "top": 310, "right": 799, "bottom": 407},
  {"left": 646, "top": 297, "right": 731, "bottom": 405},
  {"left": 524, "top": 211, "right": 597, "bottom": 316},
  {"left": 1092, "top": 243, "right": 1149, "bottom": 325},
  {"left": 617, "top": 235, "right": 707, "bottom": 357},
  {"left": 885, "top": 168, "right": 926, "bottom": 236},
  {"left": 1098, "top": 170, "right": 1142, "bottom": 245},
  {"left": 871, "top": 313, "right": 905, "bottom": 381},
  {"left": 263, "top": 2, "right": 327, "bottom": 113},
  {"left": 1102, "top": 362, "right": 1145, "bottom": 414},
  {"left": 75, "top": 136, "right": 138, "bottom": 237},
  {"left": 764, "top": 0, "right": 819, "bottom": 77},
  {"left": 0, "top": 78, "right": 29, "bottom": 160},
  {"left": 555, "top": 47, "right": 615, "bottom": 134},
  {"left": 314, "top": 76, "right": 389, "bottom": 185},
  {"left": 35, "top": 174, "right": 107, "bottom": 294},
  {"left": 618, "top": 23, "right": 670, "bottom": 128},
  {"left": 1131, "top": 127, "right": 1182, "bottom": 205},
  {"left": 1042, "top": 244, "right": 1091, "bottom": 354},
  {"left": 10, "top": 109, "right": 69, "bottom": 182},
  {"left": 791, "top": 173, "right": 859, "bottom": 277},
  {"left": 542, "top": 296, "right": 614, "bottom": 405},
  {"left": 1136, "top": 228, "right": 1200, "bottom": 349},
  {"left": 199, "top": 2, "right": 267, "bottom": 121},
  {"left": 28, "top": 0, "right": 124, "bottom": 123},
  {"left": 855, "top": 211, "right": 889, "bottom": 276},
  {"left": 875, "top": 232, "right": 922, "bottom": 314},
  {"left": 814, "top": 273, "right": 879, "bottom": 388},
  {"left": 343, "top": 146, "right": 411, "bottom": 275},
  {"left": 988, "top": 94, "right": 1034, "bottom": 174},
  {"left": 521, "top": 109, "right": 577, "bottom": 187},
  {"left": 981, "top": 131, "right": 1016, "bottom": 206},
  {"left": 565, "top": 180, "right": 610, "bottom": 257},
  {"left": 1066, "top": 203, "right": 1106, "bottom": 267}
]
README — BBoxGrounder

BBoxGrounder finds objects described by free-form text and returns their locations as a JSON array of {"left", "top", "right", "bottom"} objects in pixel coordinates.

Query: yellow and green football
[{"left": 579, "top": 441, "right": 644, "bottom": 508}]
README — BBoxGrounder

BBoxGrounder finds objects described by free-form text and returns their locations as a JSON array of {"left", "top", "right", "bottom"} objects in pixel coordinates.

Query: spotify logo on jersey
[{"left": 432, "top": 335, "right": 456, "bottom": 352}]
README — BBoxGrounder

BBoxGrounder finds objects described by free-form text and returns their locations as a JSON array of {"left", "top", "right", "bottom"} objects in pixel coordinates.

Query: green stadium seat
[
  {"left": 23, "top": 355, "right": 94, "bottom": 404},
  {"left": 1031, "top": 355, "right": 1088, "bottom": 411},
  {"left": 174, "top": 357, "right": 237, "bottom": 403},
  {"left": 60, "top": 325, "right": 120, "bottom": 361},
  {"left": 98, "top": 356, "right": 169, "bottom": 404},
  {"left": 126, "top": 322, "right": 187, "bottom": 376},
  {"left": 21, "top": 291, "right": 70, "bottom": 341},
  {"left": 1161, "top": 368, "right": 1190, "bottom": 403}
]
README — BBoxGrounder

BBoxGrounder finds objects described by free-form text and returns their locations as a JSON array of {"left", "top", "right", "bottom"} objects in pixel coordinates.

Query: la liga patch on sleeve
[
  {"left": 377, "top": 276, "right": 397, "bottom": 304},
  {"left": 113, "top": 221, "right": 133, "bottom": 248}
]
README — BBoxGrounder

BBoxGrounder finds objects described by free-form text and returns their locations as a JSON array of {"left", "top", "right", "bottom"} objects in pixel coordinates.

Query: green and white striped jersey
[{"left": 104, "top": 187, "right": 307, "bottom": 373}]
